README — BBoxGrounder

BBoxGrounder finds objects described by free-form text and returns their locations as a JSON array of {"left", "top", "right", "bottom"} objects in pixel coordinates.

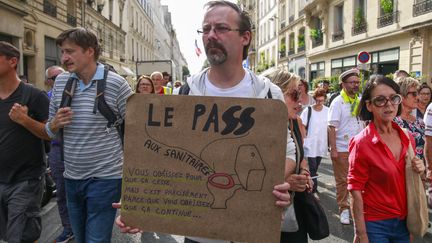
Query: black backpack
[
  {"left": 20, "top": 82, "right": 51, "bottom": 154},
  {"left": 59, "top": 65, "right": 125, "bottom": 146}
]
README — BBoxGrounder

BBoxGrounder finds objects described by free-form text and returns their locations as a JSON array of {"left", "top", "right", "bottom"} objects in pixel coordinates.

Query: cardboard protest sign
[{"left": 122, "top": 94, "right": 288, "bottom": 243}]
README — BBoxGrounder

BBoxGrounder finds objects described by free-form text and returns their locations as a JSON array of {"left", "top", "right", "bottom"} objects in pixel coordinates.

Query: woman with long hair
[{"left": 266, "top": 69, "right": 312, "bottom": 243}]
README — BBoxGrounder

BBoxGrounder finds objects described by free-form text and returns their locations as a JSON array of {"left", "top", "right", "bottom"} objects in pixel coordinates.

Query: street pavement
[{"left": 36, "top": 157, "right": 432, "bottom": 243}]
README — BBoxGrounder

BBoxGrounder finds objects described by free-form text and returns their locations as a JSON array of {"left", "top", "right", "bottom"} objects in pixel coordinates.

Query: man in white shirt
[
  {"left": 328, "top": 68, "right": 363, "bottom": 225},
  {"left": 115, "top": 1, "right": 293, "bottom": 242}
]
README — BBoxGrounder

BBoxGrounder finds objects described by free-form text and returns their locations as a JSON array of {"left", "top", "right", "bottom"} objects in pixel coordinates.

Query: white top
[
  {"left": 300, "top": 106, "right": 329, "bottom": 157},
  {"left": 204, "top": 71, "right": 254, "bottom": 97},
  {"left": 327, "top": 95, "right": 364, "bottom": 152},
  {"left": 424, "top": 103, "right": 432, "bottom": 136}
]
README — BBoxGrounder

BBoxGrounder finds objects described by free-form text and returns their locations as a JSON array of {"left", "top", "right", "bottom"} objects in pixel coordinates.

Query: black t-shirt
[{"left": 0, "top": 82, "right": 49, "bottom": 183}]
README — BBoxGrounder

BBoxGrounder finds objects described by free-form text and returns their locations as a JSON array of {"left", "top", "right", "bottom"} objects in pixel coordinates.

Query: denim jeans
[
  {"left": 65, "top": 178, "right": 122, "bottom": 243},
  {"left": 48, "top": 144, "right": 71, "bottom": 231},
  {"left": 307, "top": 156, "right": 322, "bottom": 193},
  {"left": 365, "top": 218, "right": 409, "bottom": 243}
]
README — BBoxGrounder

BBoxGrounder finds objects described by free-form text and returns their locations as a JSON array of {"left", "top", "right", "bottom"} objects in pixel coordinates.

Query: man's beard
[{"left": 205, "top": 41, "right": 228, "bottom": 65}]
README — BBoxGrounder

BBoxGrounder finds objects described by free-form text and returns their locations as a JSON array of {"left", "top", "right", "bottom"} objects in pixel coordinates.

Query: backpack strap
[
  {"left": 95, "top": 65, "right": 124, "bottom": 145},
  {"left": 305, "top": 106, "right": 312, "bottom": 132},
  {"left": 60, "top": 76, "right": 78, "bottom": 108},
  {"left": 266, "top": 88, "right": 273, "bottom": 99},
  {"left": 20, "top": 82, "right": 32, "bottom": 106},
  {"left": 179, "top": 83, "right": 190, "bottom": 95}
]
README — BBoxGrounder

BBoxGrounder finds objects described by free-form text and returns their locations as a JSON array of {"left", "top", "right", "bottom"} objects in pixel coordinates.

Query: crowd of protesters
[{"left": 1, "top": 0, "right": 432, "bottom": 243}]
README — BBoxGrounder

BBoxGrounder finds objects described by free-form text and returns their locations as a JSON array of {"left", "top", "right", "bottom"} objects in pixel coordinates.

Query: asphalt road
[{"left": 35, "top": 157, "right": 432, "bottom": 243}]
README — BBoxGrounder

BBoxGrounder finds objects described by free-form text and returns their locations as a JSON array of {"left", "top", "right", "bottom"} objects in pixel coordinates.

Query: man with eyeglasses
[
  {"left": 45, "top": 65, "right": 75, "bottom": 242},
  {"left": 328, "top": 68, "right": 364, "bottom": 225},
  {"left": 115, "top": 1, "right": 292, "bottom": 243}
]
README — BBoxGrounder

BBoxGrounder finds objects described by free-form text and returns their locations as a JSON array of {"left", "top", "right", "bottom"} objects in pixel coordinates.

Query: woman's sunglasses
[{"left": 369, "top": 94, "right": 402, "bottom": 107}]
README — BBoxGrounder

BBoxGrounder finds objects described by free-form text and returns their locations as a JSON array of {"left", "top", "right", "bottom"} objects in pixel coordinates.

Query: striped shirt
[{"left": 49, "top": 64, "right": 133, "bottom": 180}]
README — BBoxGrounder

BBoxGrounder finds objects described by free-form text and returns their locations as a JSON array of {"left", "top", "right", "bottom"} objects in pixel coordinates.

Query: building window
[
  {"left": 45, "top": 36, "right": 61, "bottom": 69},
  {"left": 43, "top": 0, "right": 57, "bottom": 18},
  {"left": 67, "top": 0, "right": 77, "bottom": 27},
  {"left": 331, "top": 56, "right": 356, "bottom": 76},
  {"left": 288, "top": 32, "right": 295, "bottom": 55},
  {"left": 370, "top": 48, "right": 399, "bottom": 75},
  {"left": 378, "top": 0, "right": 399, "bottom": 28},
  {"left": 413, "top": 0, "right": 432, "bottom": 16},
  {"left": 310, "top": 61, "right": 325, "bottom": 82},
  {"left": 332, "top": 4, "right": 344, "bottom": 41},
  {"left": 310, "top": 17, "right": 323, "bottom": 48},
  {"left": 352, "top": 0, "right": 367, "bottom": 35}
]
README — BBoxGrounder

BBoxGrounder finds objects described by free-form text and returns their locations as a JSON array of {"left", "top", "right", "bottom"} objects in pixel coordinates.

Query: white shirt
[
  {"left": 300, "top": 106, "right": 329, "bottom": 157},
  {"left": 328, "top": 95, "right": 363, "bottom": 152}
]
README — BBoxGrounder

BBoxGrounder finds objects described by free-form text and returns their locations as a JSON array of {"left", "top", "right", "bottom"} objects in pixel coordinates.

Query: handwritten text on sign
[{"left": 122, "top": 94, "right": 288, "bottom": 243}]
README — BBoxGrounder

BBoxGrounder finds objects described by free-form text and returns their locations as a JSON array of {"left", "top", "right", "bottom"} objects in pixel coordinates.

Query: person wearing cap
[
  {"left": 328, "top": 68, "right": 364, "bottom": 225},
  {"left": 394, "top": 69, "right": 409, "bottom": 79},
  {"left": 0, "top": 41, "right": 50, "bottom": 242}
]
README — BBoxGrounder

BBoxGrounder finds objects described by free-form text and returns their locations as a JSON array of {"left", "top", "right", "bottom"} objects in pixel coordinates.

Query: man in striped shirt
[{"left": 44, "top": 28, "right": 133, "bottom": 242}]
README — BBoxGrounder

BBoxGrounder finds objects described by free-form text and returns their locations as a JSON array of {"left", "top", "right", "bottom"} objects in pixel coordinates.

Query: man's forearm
[
  {"left": 20, "top": 117, "right": 51, "bottom": 141},
  {"left": 328, "top": 126, "right": 337, "bottom": 151}
]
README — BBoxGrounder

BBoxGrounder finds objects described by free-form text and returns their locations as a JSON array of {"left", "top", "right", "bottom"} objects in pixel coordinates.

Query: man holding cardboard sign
[{"left": 115, "top": 1, "right": 294, "bottom": 242}]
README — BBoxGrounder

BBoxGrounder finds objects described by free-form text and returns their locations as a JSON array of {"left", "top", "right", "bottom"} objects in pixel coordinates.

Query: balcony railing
[
  {"left": 297, "top": 46, "right": 305, "bottom": 52},
  {"left": 279, "top": 51, "right": 286, "bottom": 58},
  {"left": 413, "top": 0, "right": 432, "bottom": 17},
  {"left": 298, "top": 9, "right": 305, "bottom": 16},
  {"left": 288, "top": 49, "right": 295, "bottom": 56},
  {"left": 289, "top": 15, "right": 295, "bottom": 22},
  {"left": 67, "top": 14, "right": 77, "bottom": 27},
  {"left": 377, "top": 11, "right": 399, "bottom": 28},
  {"left": 43, "top": 0, "right": 57, "bottom": 17},
  {"left": 280, "top": 21, "right": 286, "bottom": 29},
  {"left": 332, "top": 31, "right": 344, "bottom": 42},
  {"left": 352, "top": 22, "right": 368, "bottom": 35},
  {"left": 312, "top": 37, "right": 323, "bottom": 48}
]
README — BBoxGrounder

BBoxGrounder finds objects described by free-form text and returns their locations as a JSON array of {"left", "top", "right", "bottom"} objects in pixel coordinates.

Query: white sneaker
[{"left": 340, "top": 209, "right": 350, "bottom": 225}]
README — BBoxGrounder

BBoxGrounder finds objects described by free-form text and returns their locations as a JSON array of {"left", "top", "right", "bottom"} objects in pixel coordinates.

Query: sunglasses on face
[
  {"left": 47, "top": 75, "right": 58, "bottom": 81},
  {"left": 369, "top": 94, "right": 402, "bottom": 107},
  {"left": 406, "top": 91, "right": 418, "bottom": 97},
  {"left": 285, "top": 90, "right": 300, "bottom": 101}
]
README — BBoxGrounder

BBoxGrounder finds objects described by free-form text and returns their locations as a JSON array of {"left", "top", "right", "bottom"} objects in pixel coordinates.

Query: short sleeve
[
  {"left": 328, "top": 98, "right": 341, "bottom": 127},
  {"left": 299, "top": 108, "right": 309, "bottom": 126}
]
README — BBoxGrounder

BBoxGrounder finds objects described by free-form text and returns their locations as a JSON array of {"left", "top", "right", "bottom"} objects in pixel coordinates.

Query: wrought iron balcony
[
  {"left": 311, "top": 37, "right": 323, "bottom": 48},
  {"left": 289, "top": 15, "right": 295, "bottom": 23},
  {"left": 288, "top": 49, "right": 295, "bottom": 56},
  {"left": 352, "top": 22, "right": 367, "bottom": 36},
  {"left": 67, "top": 14, "right": 77, "bottom": 27},
  {"left": 297, "top": 46, "right": 305, "bottom": 53},
  {"left": 413, "top": 0, "right": 432, "bottom": 17},
  {"left": 298, "top": 9, "right": 305, "bottom": 16},
  {"left": 332, "top": 31, "right": 344, "bottom": 42},
  {"left": 43, "top": 0, "right": 57, "bottom": 17},
  {"left": 377, "top": 11, "right": 399, "bottom": 28},
  {"left": 279, "top": 51, "right": 286, "bottom": 58}
]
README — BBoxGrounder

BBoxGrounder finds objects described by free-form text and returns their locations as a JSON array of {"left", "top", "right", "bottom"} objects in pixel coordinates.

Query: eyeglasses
[
  {"left": 47, "top": 75, "right": 58, "bottom": 81},
  {"left": 344, "top": 80, "right": 361, "bottom": 86},
  {"left": 369, "top": 94, "right": 402, "bottom": 107},
  {"left": 197, "top": 26, "right": 242, "bottom": 35},
  {"left": 406, "top": 91, "right": 418, "bottom": 97},
  {"left": 420, "top": 92, "right": 431, "bottom": 96}
]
